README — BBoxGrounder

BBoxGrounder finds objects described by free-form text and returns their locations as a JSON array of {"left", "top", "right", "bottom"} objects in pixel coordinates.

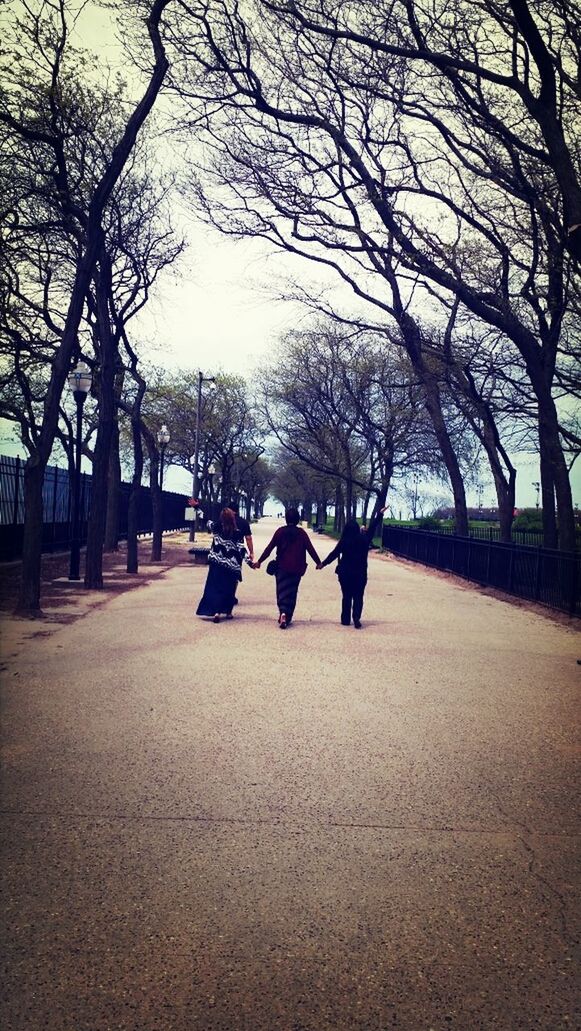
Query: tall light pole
[
  {"left": 532, "top": 480, "right": 540, "bottom": 509},
  {"left": 191, "top": 371, "right": 216, "bottom": 541},
  {"left": 67, "top": 359, "right": 92, "bottom": 580},
  {"left": 207, "top": 462, "right": 216, "bottom": 502},
  {"left": 157, "top": 424, "right": 170, "bottom": 492}
]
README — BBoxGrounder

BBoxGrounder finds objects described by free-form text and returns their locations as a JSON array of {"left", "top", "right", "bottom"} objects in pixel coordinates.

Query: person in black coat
[{"left": 319, "top": 507, "right": 387, "bottom": 628}]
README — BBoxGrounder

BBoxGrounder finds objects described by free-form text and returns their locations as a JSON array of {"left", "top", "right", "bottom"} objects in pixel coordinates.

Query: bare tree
[
  {"left": 0, "top": 0, "right": 171, "bottom": 614},
  {"left": 163, "top": 0, "right": 579, "bottom": 549},
  {"left": 258, "top": 324, "right": 448, "bottom": 526}
]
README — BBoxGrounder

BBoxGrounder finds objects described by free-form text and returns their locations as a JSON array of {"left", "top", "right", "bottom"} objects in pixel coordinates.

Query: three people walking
[{"left": 196, "top": 506, "right": 385, "bottom": 629}]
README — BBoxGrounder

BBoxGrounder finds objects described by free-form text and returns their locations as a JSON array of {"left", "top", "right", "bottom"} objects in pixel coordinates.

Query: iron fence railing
[
  {"left": 382, "top": 525, "right": 580, "bottom": 616},
  {"left": 0, "top": 455, "right": 190, "bottom": 562},
  {"left": 395, "top": 522, "right": 581, "bottom": 549}
]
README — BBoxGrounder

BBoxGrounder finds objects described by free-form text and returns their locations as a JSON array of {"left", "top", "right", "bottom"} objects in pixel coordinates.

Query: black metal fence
[
  {"left": 414, "top": 522, "right": 581, "bottom": 550},
  {"left": 382, "top": 525, "right": 580, "bottom": 616},
  {"left": 0, "top": 455, "right": 190, "bottom": 562}
]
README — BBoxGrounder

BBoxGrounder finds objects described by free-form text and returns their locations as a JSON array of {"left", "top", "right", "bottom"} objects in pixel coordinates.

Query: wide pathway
[{"left": 1, "top": 517, "right": 579, "bottom": 1030}]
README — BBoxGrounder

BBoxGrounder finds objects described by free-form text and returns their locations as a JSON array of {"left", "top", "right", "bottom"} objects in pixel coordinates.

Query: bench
[{"left": 188, "top": 547, "right": 210, "bottom": 565}]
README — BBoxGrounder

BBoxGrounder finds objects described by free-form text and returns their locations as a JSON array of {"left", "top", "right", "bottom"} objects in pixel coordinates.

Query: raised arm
[{"left": 362, "top": 506, "right": 387, "bottom": 546}]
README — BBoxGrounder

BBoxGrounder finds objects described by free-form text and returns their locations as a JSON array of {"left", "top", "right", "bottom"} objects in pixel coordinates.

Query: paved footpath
[{"left": 1, "top": 517, "right": 579, "bottom": 1030}]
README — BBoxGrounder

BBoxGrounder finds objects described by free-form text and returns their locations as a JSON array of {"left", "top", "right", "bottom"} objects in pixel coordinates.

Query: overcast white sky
[{"left": 2, "top": 1, "right": 579, "bottom": 513}]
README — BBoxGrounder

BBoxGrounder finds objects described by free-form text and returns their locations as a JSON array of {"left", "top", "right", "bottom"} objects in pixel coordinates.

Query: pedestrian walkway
[{"left": 1, "top": 517, "right": 579, "bottom": 1030}]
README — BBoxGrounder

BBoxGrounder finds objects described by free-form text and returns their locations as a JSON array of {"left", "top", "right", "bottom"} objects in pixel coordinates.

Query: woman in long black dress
[
  {"left": 196, "top": 508, "right": 251, "bottom": 623},
  {"left": 319, "top": 507, "right": 387, "bottom": 628}
]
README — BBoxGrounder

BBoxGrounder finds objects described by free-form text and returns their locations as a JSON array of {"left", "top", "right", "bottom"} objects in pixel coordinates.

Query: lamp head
[
  {"left": 68, "top": 360, "right": 92, "bottom": 396},
  {"left": 157, "top": 424, "right": 170, "bottom": 447}
]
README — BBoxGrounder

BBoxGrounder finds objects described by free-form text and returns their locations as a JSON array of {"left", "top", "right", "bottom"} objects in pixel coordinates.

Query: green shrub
[
  {"left": 513, "top": 508, "right": 543, "bottom": 531},
  {"left": 417, "top": 516, "right": 441, "bottom": 530}
]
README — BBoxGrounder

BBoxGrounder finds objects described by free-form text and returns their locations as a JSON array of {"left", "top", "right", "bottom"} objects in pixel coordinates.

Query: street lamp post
[
  {"left": 157, "top": 424, "right": 170, "bottom": 493},
  {"left": 67, "top": 360, "right": 92, "bottom": 580},
  {"left": 532, "top": 481, "right": 540, "bottom": 509},
  {"left": 191, "top": 371, "right": 216, "bottom": 541},
  {"left": 207, "top": 462, "right": 216, "bottom": 500}
]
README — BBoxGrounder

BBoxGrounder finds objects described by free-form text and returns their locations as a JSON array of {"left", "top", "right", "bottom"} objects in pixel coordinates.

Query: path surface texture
[{"left": 1, "top": 517, "right": 580, "bottom": 1031}]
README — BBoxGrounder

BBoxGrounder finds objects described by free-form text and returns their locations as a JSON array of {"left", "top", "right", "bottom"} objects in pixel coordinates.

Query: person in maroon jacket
[{"left": 253, "top": 508, "right": 322, "bottom": 628}]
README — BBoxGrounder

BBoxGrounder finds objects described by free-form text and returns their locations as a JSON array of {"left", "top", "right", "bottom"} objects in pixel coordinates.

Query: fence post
[
  {"left": 12, "top": 456, "right": 20, "bottom": 525},
  {"left": 534, "top": 548, "right": 542, "bottom": 601},
  {"left": 485, "top": 538, "right": 492, "bottom": 582},
  {"left": 570, "top": 554, "right": 578, "bottom": 615},
  {"left": 50, "top": 465, "right": 58, "bottom": 550},
  {"left": 467, "top": 536, "right": 472, "bottom": 580},
  {"left": 80, "top": 472, "right": 87, "bottom": 545},
  {"left": 508, "top": 546, "right": 514, "bottom": 593}
]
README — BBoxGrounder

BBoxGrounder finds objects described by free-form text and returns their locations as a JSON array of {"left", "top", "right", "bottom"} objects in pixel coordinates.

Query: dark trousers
[{"left": 339, "top": 575, "right": 366, "bottom": 624}]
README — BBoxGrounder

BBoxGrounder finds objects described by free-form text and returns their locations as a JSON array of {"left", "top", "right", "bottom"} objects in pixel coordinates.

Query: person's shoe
[
  {"left": 213, "top": 614, "right": 221, "bottom": 623},
  {"left": 279, "top": 613, "right": 287, "bottom": 629},
  {"left": 353, "top": 620, "right": 362, "bottom": 629},
  {"left": 341, "top": 619, "right": 350, "bottom": 626},
  {"left": 226, "top": 613, "right": 233, "bottom": 620}
]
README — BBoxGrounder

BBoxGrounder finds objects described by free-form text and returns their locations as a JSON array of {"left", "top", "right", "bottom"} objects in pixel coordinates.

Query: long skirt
[
  {"left": 275, "top": 571, "right": 302, "bottom": 621},
  {"left": 196, "top": 563, "right": 239, "bottom": 617}
]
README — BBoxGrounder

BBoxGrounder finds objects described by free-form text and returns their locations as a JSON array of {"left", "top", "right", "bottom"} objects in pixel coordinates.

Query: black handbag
[{"left": 266, "top": 559, "right": 278, "bottom": 576}]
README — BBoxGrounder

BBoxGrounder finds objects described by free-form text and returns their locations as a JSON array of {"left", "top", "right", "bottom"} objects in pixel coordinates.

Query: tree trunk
[
  {"left": 104, "top": 421, "right": 121, "bottom": 551},
  {"left": 15, "top": 459, "right": 45, "bottom": 615},
  {"left": 345, "top": 479, "right": 353, "bottom": 523},
  {"left": 334, "top": 483, "right": 345, "bottom": 532},
  {"left": 420, "top": 373, "right": 469, "bottom": 535},
  {"left": 539, "top": 449, "right": 557, "bottom": 548},
  {"left": 85, "top": 253, "right": 117, "bottom": 589},
  {"left": 478, "top": 418, "right": 516, "bottom": 543},
  {"left": 535, "top": 379, "right": 575, "bottom": 551},
  {"left": 362, "top": 491, "right": 371, "bottom": 522},
  {"left": 396, "top": 312, "right": 469, "bottom": 536},
  {"left": 451, "top": 366, "right": 516, "bottom": 543}
]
